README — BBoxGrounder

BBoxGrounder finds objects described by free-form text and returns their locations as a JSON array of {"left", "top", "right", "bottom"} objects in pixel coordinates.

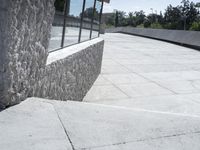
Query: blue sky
[{"left": 103, "top": 0, "right": 199, "bottom": 15}]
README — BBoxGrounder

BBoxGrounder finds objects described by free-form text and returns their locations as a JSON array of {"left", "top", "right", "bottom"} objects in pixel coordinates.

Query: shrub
[
  {"left": 143, "top": 20, "right": 151, "bottom": 28},
  {"left": 162, "top": 22, "right": 182, "bottom": 30},
  {"left": 150, "top": 23, "right": 163, "bottom": 29},
  {"left": 190, "top": 21, "right": 200, "bottom": 31},
  {"left": 136, "top": 24, "right": 144, "bottom": 28}
]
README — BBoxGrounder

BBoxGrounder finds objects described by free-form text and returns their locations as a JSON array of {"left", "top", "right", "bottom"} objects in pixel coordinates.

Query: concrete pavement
[
  {"left": 1, "top": 33, "right": 200, "bottom": 149},
  {"left": 1, "top": 98, "right": 200, "bottom": 150},
  {"left": 84, "top": 33, "right": 200, "bottom": 117}
]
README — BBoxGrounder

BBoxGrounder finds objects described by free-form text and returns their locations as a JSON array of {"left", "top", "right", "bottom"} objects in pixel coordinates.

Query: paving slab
[
  {"left": 156, "top": 80, "right": 200, "bottom": 94},
  {"left": 102, "top": 74, "right": 150, "bottom": 84},
  {"left": 84, "top": 33, "right": 200, "bottom": 149},
  {"left": 3, "top": 98, "right": 200, "bottom": 150},
  {"left": 0, "top": 98, "right": 73, "bottom": 150},
  {"left": 2, "top": 33, "right": 200, "bottom": 150},
  {"left": 52, "top": 100, "right": 200, "bottom": 150},
  {"left": 84, "top": 85, "right": 130, "bottom": 101},
  {"left": 116, "top": 83, "right": 174, "bottom": 98},
  {"left": 85, "top": 33, "right": 200, "bottom": 110},
  {"left": 88, "top": 95, "right": 200, "bottom": 117}
]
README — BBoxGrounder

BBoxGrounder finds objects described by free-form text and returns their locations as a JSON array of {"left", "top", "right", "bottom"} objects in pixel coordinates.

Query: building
[{"left": 0, "top": 0, "right": 110, "bottom": 109}]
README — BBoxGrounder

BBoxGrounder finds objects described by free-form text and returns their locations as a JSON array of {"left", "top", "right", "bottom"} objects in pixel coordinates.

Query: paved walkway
[
  {"left": 84, "top": 33, "right": 200, "bottom": 116},
  {"left": 1, "top": 33, "right": 200, "bottom": 150}
]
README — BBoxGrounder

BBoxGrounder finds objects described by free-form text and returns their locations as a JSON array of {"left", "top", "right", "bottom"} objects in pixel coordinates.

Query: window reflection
[
  {"left": 92, "top": 0, "right": 101, "bottom": 38},
  {"left": 64, "top": 0, "right": 83, "bottom": 46},
  {"left": 48, "top": 0, "right": 104, "bottom": 51},
  {"left": 81, "top": 0, "right": 94, "bottom": 42},
  {"left": 49, "top": 0, "right": 65, "bottom": 51}
]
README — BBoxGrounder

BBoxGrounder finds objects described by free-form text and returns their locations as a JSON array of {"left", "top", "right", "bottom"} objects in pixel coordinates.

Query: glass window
[
  {"left": 64, "top": 0, "right": 83, "bottom": 46},
  {"left": 49, "top": 0, "right": 65, "bottom": 51},
  {"left": 81, "top": 0, "right": 94, "bottom": 42},
  {"left": 48, "top": 0, "right": 103, "bottom": 51},
  {"left": 92, "top": 0, "right": 101, "bottom": 38}
]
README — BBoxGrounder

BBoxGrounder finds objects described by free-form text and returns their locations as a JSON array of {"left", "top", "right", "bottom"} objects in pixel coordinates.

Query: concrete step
[{"left": 1, "top": 98, "right": 200, "bottom": 150}]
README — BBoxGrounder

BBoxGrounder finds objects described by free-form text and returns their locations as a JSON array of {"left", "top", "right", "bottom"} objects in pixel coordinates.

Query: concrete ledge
[
  {"left": 30, "top": 38, "right": 104, "bottom": 102},
  {"left": 106, "top": 27, "right": 200, "bottom": 49},
  {"left": 47, "top": 38, "right": 103, "bottom": 65}
]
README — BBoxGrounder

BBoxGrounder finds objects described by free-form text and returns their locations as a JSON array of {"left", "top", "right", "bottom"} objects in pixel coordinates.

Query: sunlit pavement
[
  {"left": 1, "top": 33, "right": 200, "bottom": 150},
  {"left": 85, "top": 33, "right": 200, "bottom": 116}
]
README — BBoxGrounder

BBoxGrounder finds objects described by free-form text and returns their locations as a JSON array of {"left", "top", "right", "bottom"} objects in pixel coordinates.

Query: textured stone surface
[
  {"left": 106, "top": 27, "right": 200, "bottom": 48},
  {"left": 31, "top": 39, "right": 104, "bottom": 101},
  {"left": 0, "top": 0, "right": 55, "bottom": 108},
  {"left": 0, "top": 0, "right": 104, "bottom": 108}
]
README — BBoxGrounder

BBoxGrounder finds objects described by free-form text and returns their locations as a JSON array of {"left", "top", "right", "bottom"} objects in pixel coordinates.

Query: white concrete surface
[
  {"left": 84, "top": 33, "right": 200, "bottom": 117},
  {"left": 0, "top": 99, "right": 73, "bottom": 150},
  {"left": 1, "top": 33, "right": 200, "bottom": 150},
  {"left": 1, "top": 98, "right": 200, "bottom": 150},
  {"left": 47, "top": 37, "right": 103, "bottom": 65},
  {"left": 82, "top": 33, "right": 200, "bottom": 148}
]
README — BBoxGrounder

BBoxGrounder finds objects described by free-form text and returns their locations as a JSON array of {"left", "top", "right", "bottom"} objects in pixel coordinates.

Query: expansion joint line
[
  {"left": 44, "top": 101, "right": 76, "bottom": 150},
  {"left": 55, "top": 109, "right": 75, "bottom": 150}
]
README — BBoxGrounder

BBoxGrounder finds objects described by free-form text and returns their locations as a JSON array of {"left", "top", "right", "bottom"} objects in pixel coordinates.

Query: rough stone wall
[
  {"left": 0, "top": 0, "right": 104, "bottom": 109},
  {"left": 0, "top": 1, "right": 9, "bottom": 109},
  {"left": 0, "top": 0, "right": 55, "bottom": 109},
  {"left": 30, "top": 40, "right": 104, "bottom": 101}
]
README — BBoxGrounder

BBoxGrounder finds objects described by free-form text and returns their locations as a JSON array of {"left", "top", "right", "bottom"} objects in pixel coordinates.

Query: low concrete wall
[
  {"left": 106, "top": 27, "right": 200, "bottom": 48},
  {"left": 30, "top": 39, "right": 104, "bottom": 102},
  {"left": 0, "top": 0, "right": 104, "bottom": 109}
]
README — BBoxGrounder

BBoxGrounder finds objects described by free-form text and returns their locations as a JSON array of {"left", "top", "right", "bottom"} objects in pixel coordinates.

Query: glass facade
[{"left": 49, "top": 0, "right": 104, "bottom": 52}]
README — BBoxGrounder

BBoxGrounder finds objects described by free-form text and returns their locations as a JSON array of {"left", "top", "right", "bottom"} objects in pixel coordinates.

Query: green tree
[
  {"left": 127, "top": 12, "right": 136, "bottom": 27},
  {"left": 106, "top": 13, "right": 115, "bottom": 26},
  {"left": 115, "top": 11, "right": 127, "bottom": 26},
  {"left": 134, "top": 10, "right": 145, "bottom": 26},
  {"left": 190, "top": 21, "right": 200, "bottom": 31},
  {"left": 54, "top": 0, "right": 65, "bottom": 12},
  {"left": 163, "top": 5, "right": 182, "bottom": 29},
  {"left": 180, "top": 0, "right": 199, "bottom": 29}
]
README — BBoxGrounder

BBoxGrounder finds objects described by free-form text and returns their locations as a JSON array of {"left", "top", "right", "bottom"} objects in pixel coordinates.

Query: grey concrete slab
[
  {"left": 101, "top": 65, "right": 131, "bottom": 74},
  {"left": 93, "top": 75, "right": 112, "bottom": 86},
  {"left": 101, "top": 59, "right": 120, "bottom": 66},
  {"left": 0, "top": 98, "right": 73, "bottom": 150},
  {"left": 124, "top": 64, "right": 191, "bottom": 73},
  {"left": 88, "top": 95, "right": 200, "bottom": 117},
  {"left": 156, "top": 80, "right": 200, "bottom": 94},
  {"left": 83, "top": 33, "right": 200, "bottom": 149},
  {"left": 84, "top": 33, "right": 200, "bottom": 106},
  {"left": 182, "top": 94, "right": 200, "bottom": 104},
  {"left": 2, "top": 98, "right": 200, "bottom": 150},
  {"left": 52, "top": 100, "right": 200, "bottom": 150},
  {"left": 117, "top": 83, "right": 174, "bottom": 98},
  {"left": 90, "top": 133, "right": 200, "bottom": 150},
  {"left": 102, "top": 73, "right": 150, "bottom": 85},
  {"left": 140, "top": 71, "right": 200, "bottom": 82},
  {"left": 84, "top": 85, "right": 130, "bottom": 102}
]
